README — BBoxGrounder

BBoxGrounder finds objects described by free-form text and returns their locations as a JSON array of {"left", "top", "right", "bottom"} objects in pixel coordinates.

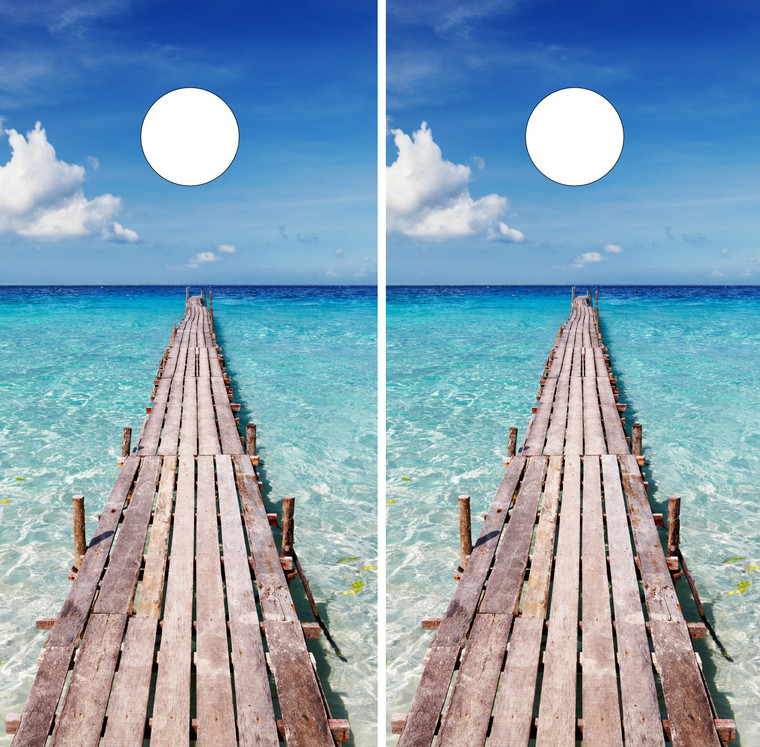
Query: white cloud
[
  {"left": 186, "top": 251, "right": 220, "bottom": 269},
  {"left": 107, "top": 221, "right": 139, "bottom": 243},
  {"left": 573, "top": 251, "right": 607, "bottom": 268},
  {"left": 711, "top": 270, "right": 725, "bottom": 278},
  {"left": 217, "top": 243, "right": 237, "bottom": 253},
  {"left": 0, "top": 121, "right": 138, "bottom": 241},
  {"left": 326, "top": 270, "right": 339, "bottom": 277},
  {"left": 603, "top": 243, "right": 623, "bottom": 254},
  {"left": 335, "top": 248, "right": 343, "bottom": 256},
  {"left": 720, "top": 248, "right": 729, "bottom": 257},
  {"left": 473, "top": 156, "right": 485, "bottom": 170},
  {"left": 386, "top": 122, "right": 524, "bottom": 243}
]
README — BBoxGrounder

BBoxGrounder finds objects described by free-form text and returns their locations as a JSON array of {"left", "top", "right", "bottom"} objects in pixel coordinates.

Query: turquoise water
[
  {"left": 0, "top": 286, "right": 377, "bottom": 746},
  {"left": 386, "top": 286, "right": 760, "bottom": 745}
]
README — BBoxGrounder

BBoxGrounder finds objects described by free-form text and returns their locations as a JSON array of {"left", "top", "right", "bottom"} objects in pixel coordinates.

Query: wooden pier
[
  {"left": 7, "top": 293, "right": 348, "bottom": 746},
  {"left": 393, "top": 293, "right": 734, "bottom": 746}
]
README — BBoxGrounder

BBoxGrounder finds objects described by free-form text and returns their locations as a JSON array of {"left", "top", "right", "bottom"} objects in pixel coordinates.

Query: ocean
[
  {"left": 0, "top": 286, "right": 377, "bottom": 746},
  {"left": 386, "top": 285, "right": 760, "bottom": 745}
]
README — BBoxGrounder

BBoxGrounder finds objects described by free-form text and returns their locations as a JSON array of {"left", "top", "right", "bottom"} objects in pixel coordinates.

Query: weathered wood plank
[
  {"left": 620, "top": 455, "right": 720, "bottom": 747},
  {"left": 581, "top": 455, "right": 623, "bottom": 745},
  {"left": 565, "top": 375, "right": 583, "bottom": 455},
  {"left": 136, "top": 455, "right": 176, "bottom": 617},
  {"left": 212, "top": 375, "right": 244, "bottom": 454},
  {"left": 216, "top": 455, "right": 279, "bottom": 746},
  {"left": 178, "top": 374, "right": 198, "bottom": 455},
  {"left": 601, "top": 454, "right": 664, "bottom": 746},
  {"left": 597, "top": 375, "right": 629, "bottom": 455},
  {"left": 151, "top": 454, "right": 195, "bottom": 745},
  {"left": 535, "top": 454, "right": 581, "bottom": 746},
  {"left": 102, "top": 616, "right": 159, "bottom": 746},
  {"left": 544, "top": 375, "right": 569, "bottom": 455},
  {"left": 523, "top": 377, "right": 556, "bottom": 456},
  {"left": 232, "top": 455, "right": 334, "bottom": 746},
  {"left": 396, "top": 645, "right": 460, "bottom": 747},
  {"left": 479, "top": 457, "right": 546, "bottom": 615},
  {"left": 582, "top": 376, "right": 605, "bottom": 455},
  {"left": 94, "top": 456, "right": 161, "bottom": 614},
  {"left": 196, "top": 455, "right": 237, "bottom": 744},
  {"left": 437, "top": 613, "right": 512, "bottom": 746},
  {"left": 197, "top": 375, "right": 221, "bottom": 455},
  {"left": 157, "top": 347, "right": 187, "bottom": 455},
  {"left": 50, "top": 613, "right": 127, "bottom": 746},
  {"left": 489, "top": 456, "right": 562, "bottom": 743},
  {"left": 46, "top": 456, "right": 140, "bottom": 647}
]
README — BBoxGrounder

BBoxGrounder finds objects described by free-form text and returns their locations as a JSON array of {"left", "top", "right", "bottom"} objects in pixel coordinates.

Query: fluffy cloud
[
  {"left": 186, "top": 251, "right": 221, "bottom": 269},
  {"left": 218, "top": 243, "right": 237, "bottom": 254},
  {"left": 603, "top": 243, "right": 623, "bottom": 254},
  {"left": 572, "top": 251, "right": 607, "bottom": 268},
  {"left": 0, "top": 121, "right": 138, "bottom": 242},
  {"left": 387, "top": 122, "right": 524, "bottom": 242}
]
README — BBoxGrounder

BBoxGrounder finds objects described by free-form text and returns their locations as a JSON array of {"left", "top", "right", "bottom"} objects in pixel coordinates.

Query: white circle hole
[
  {"left": 141, "top": 88, "right": 239, "bottom": 186},
  {"left": 525, "top": 88, "right": 623, "bottom": 186}
]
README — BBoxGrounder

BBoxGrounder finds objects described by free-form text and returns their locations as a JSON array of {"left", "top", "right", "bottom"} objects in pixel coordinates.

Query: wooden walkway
[
  {"left": 393, "top": 294, "right": 734, "bottom": 746},
  {"left": 8, "top": 294, "right": 347, "bottom": 746}
]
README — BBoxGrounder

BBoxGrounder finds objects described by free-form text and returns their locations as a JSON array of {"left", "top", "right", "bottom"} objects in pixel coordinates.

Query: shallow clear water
[
  {"left": 0, "top": 286, "right": 377, "bottom": 746},
  {"left": 386, "top": 286, "right": 760, "bottom": 745}
]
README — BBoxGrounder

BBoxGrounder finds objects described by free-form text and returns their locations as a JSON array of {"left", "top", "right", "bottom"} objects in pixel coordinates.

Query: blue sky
[
  {"left": 0, "top": 0, "right": 376, "bottom": 284},
  {"left": 386, "top": 0, "right": 760, "bottom": 284}
]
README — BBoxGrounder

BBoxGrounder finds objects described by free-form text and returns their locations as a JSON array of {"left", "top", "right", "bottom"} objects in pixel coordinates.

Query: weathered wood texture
[
  {"left": 12, "top": 296, "right": 340, "bottom": 746},
  {"left": 398, "top": 295, "right": 727, "bottom": 746}
]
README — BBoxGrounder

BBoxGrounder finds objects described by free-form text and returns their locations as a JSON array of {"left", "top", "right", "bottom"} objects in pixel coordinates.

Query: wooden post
[
  {"left": 667, "top": 495, "right": 681, "bottom": 557},
  {"left": 571, "top": 286, "right": 575, "bottom": 303},
  {"left": 458, "top": 495, "right": 472, "bottom": 567},
  {"left": 122, "top": 427, "right": 132, "bottom": 457},
  {"left": 507, "top": 427, "right": 518, "bottom": 457},
  {"left": 595, "top": 290, "right": 599, "bottom": 328},
  {"left": 281, "top": 495, "right": 295, "bottom": 557},
  {"left": 72, "top": 495, "right": 86, "bottom": 571},
  {"left": 246, "top": 423, "right": 257, "bottom": 455},
  {"left": 632, "top": 423, "right": 642, "bottom": 455}
]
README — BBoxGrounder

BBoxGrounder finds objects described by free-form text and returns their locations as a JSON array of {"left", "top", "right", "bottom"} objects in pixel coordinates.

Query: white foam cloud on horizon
[
  {"left": 386, "top": 122, "right": 524, "bottom": 243},
  {"left": 0, "top": 121, "right": 139, "bottom": 242},
  {"left": 573, "top": 251, "right": 607, "bottom": 268}
]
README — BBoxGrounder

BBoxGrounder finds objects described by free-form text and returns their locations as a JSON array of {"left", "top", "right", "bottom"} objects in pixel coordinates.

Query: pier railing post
[
  {"left": 667, "top": 495, "right": 681, "bottom": 557},
  {"left": 458, "top": 495, "right": 472, "bottom": 568},
  {"left": 507, "top": 427, "right": 518, "bottom": 458},
  {"left": 246, "top": 423, "right": 257, "bottom": 456},
  {"left": 122, "top": 427, "right": 132, "bottom": 457},
  {"left": 281, "top": 495, "right": 295, "bottom": 558},
  {"left": 632, "top": 422, "right": 642, "bottom": 456},
  {"left": 72, "top": 495, "right": 86, "bottom": 571}
]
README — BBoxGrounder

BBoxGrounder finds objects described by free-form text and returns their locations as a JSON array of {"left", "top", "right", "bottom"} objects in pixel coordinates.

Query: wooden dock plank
[
  {"left": 94, "top": 456, "right": 161, "bottom": 615},
  {"left": 597, "top": 375, "right": 629, "bottom": 455},
  {"left": 523, "top": 377, "right": 556, "bottom": 455},
  {"left": 565, "top": 375, "right": 583, "bottom": 455},
  {"left": 489, "top": 456, "right": 562, "bottom": 744},
  {"left": 581, "top": 455, "right": 623, "bottom": 745},
  {"left": 212, "top": 375, "right": 244, "bottom": 454},
  {"left": 178, "top": 374, "right": 198, "bottom": 456},
  {"left": 151, "top": 454, "right": 195, "bottom": 745},
  {"left": 544, "top": 375, "right": 569, "bottom": 455},
  {"left": 619, "top": 455, "right": 720, "bottom": 747},
  {"left": 582, "top": 376, "right": 605, "bottom": 455},
  {"left": 197, "top": 375, "right": 221, "bottom": 455},
  {"left": 195, "top": 455, "right": 237, "bottom": 744},
  {"left": 437, "top": 613, "right": 512, "bottom": 746},
  {"left": 157, "top": 346, "right": 187, "bottom": 455},
  {"left": 535, "top": 454, "right": 581, "bottom": 746},
  {"left": 136, "top": 455, "right": 176, "bottom": 617},
  {"left": 49, "top": 613, "right": 127, "bottom": 746},
  {"left": 601, "top": 454, "right": 664, "bottom": 746},
  {"left": 102, "top": 616, "right": 159, "bottom": 746},
  {"left": 216, "top": 455, "right": 279, "bottom": 746},
  {"left": 232, "top": 455, "right": 334, "bottom": 746}
]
